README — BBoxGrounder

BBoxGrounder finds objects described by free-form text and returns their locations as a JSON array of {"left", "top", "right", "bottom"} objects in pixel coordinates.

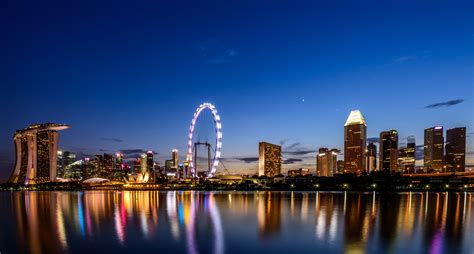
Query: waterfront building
[
  {"left": 366, "top": 143, "right": 377, "bottom": 172},
  {"left": 115, "top": 152, "right": 124, "bottom": 171},
  {"left": 288, "top": 168, "right": 310, "bottom": 177},
  {"left": 336, "top": 160, "right": 344, "bottom": 174},
  {"left": 8, "top": 123, "right": 69, "bottom": 185},
  {"left": 379, "top": 130, "right": 398, "bottom": 172},
  {"left": 316, "top": 148, "right": 338, "bottom": 177},
  {"left": 344, "top": 110, "right": 367, "bottom": 174},
  {"left": 424, "top": 126, "right": 444, "bottom": 171},
  {"left": 172, "top": 149, "right": 179, "bottom": 168},
  {"left": 398, "top": 136, "right": 416, "bottom": 173},
  {"left": 258, "top": 142, "right": 282, "bottom": 177},
  {"left": 445, "top": 127, "right": 466, "bottom": 172}
]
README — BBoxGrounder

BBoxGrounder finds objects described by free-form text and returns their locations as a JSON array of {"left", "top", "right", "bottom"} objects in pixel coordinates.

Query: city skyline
[{"left": 1, "top": 1, "right": 473, "bottom": 181}]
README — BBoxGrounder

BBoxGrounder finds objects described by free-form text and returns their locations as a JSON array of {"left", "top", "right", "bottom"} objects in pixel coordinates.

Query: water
[{"left": 0, "top": 191, "right": 472, "bottom": 254}]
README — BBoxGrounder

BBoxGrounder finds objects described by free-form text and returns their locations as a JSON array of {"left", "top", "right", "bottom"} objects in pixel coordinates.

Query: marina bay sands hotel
[{"left": 8, "top": 123, "right": 69, "bottom": 185}]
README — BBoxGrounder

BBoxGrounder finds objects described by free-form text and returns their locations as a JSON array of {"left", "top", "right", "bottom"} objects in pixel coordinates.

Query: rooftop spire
[{"left": 344, "top": 110, "right": 366, "bottom": 126}]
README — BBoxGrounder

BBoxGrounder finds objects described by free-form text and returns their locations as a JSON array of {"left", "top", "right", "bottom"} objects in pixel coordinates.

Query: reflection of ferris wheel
[{"left": 187, "top": 103, "right": 222, "bottom": 178}]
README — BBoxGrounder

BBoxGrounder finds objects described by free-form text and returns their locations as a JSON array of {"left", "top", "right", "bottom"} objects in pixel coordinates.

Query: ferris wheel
[{"left": 187, "top": 103, "right": 222, "bottom": 178}]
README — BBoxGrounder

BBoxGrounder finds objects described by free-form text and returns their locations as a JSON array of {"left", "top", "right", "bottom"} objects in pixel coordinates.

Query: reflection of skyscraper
[
  {"left": 8, "top": 123, "right": 69, "bottom": 184},
  {"left": 379, "top": 130, "right": 398, "bottom": 172},
  {"left": 424, "top": 127, "right": 444, "bottom": 171},
  {"left": 344, "top": 110, "right": 367, "bottom": 174},
  {"left": 366, "top": 143, "right": 377, "bottom": 172},
  {"left": 257, "top": 192, "right": 282, "bottom": 238},
  {"left": 317, "top": 148, "right": 338, "bottom": 176},
  {"left": 445, "top": 127, "right": 466, "bottom": 172},
  {"left": 258, "top": 142, "right": 282, "bottom": 177}
]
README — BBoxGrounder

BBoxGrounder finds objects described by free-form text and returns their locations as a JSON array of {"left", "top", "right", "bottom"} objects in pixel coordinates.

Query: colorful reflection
[{"left": 1, "top": 191, "right": 472, "bottom": 253}]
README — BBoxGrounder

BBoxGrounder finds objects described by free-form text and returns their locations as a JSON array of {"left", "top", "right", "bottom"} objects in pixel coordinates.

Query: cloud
[
  {"left": 425, "top": 99, "right": 464, "bottom": 109},
  {"left": 234, "top": 157, "right": 259, "bottom": 163},
  {"left": 367, "top": 137, "right": 379, "bottom": 143},
  {"left": 286, "top": 142, "right": 301, "bottom": 150},
  {"left": 100, "top": 137, "right": 123, "bottom": 143},
  {"left": 282, "top": 142, "right": 316, "bottom": 156},
  {"left": 121, "top": 149, "right": 146, "bottom": 154},
  {"left": 283, "top": 149, "right": 315, "bottom": 156},
  {"left": 283, "top": 158, "right": 303, "bottom": 164}
]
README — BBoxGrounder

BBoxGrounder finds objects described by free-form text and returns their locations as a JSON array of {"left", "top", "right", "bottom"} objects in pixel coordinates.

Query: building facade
[
  {"left": 317, "top": 148, "right": 338, "bottom": 177},
  {"left": 424, "top": 127, "right": 444, "bottom": 171},
  {"left": 344, "top": 110, "right": 367, "bottom": 174},
  {"left": 445, "top": 127, "right": 466, "bottom": 172},
  {"left": 398, "top": 136, "right": 416, "bottom": 173},
  {"left": 379, "top": 130, "right": 398, "bottom": 172},
  {"left": 258, "top": 142, "right": 282, "bottom": 177},
  {"left": 8, "top": 123, "right": 69, "bottom": 185},
  {"left": 366, "top": 143, "right": 377, "bottom": 172}
]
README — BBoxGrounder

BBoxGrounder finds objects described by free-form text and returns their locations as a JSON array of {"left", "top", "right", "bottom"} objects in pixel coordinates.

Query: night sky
[{"left": 1, "top": 0, "right": 473, "bottom": 180}]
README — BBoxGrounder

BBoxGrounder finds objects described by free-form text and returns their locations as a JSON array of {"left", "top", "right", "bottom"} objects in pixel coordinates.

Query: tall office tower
[
  {"left": 140, "top": 154, "right": 148, "bottom": 174},
  {"left": 379, "top": 130, "right": 399, "bottom": 172},
  {"left": 445, "top": 127, "right": 466, "bottom": 172},
  {"left": 366, "top": 143, "right": 377, "bottom": 172},
  {"left": 115, "top": 152, "right": 124, "bottom": 170},
  {"left": 172, "top": 149, "right": 179, "bottom": 168},
  {"left": 57, "top": 151, "right": 76, "bottom": 177},
  {"left": 424, "top": 126, "right": 444, "bottom": 171},
  {"left": 258, "top": 142, "right": 282, "bottom": 177},
  {"left": 57, "top": 151, "right": 64, "bottom": 176},
  {"left": 317, "top": 148, "right": 338, "bottom": 177},
  {"left": 8, "top": 123, "right": 69, "bottom": 185},
  {"left": 344, "top": 110, "right": 367, "bottom": 174},
  {"left": 402, "top": 136, "right": 416, "bottom": 173},
  {"left": 146, "top": 151, "right": 154, "bottom": 172}
]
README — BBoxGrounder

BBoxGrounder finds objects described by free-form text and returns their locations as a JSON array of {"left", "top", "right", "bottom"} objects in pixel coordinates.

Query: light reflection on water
[{"left": 0, "top": 191, "right": 472, "bottom": 254}]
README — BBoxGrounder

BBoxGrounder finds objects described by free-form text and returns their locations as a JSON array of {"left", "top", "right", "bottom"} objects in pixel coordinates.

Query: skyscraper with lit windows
[
  {"left": 344, "top": 110, "right": 367, "bottom": 174},
  {"left": 379, "top": 130, "right": 398, "bottom": 172},
  {"left": 8, "top": 123, "right": 69, "bottom": 184},
  {"left": 424, "top": 126, "right": 444, "bottom": 171},
  {"left": 317, "top": 148, "right": 338, "bottom": 176},
  {"left": 445, "top": 127, "right": 466, "bottom": 172},
  {"left": 258, "top": 142, "right": 282, "bottom": 177},
  {"left": 366, "top": 143, "right": 377, "bottom": 172}
]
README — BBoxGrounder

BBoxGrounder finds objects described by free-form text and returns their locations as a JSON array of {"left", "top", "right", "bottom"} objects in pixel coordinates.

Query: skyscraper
[
  {"left": 344, "top": 110, "right": 367, "bottom": 174},
  {"left": 424, "top": 126, "right": 444, "bottom": 171},
  {"left": 258, "top": 142, "right": 282, "bottom": 177},
  {"left": 399, "top": 136, "right": 416, "bottom": 173},
  {"left": 366, "top": 143, "right": 377, "bottom": 172},
  {"left": 57, "top": 151, "right": 76, "bottom": 177},
  {"left": 317, "top": 148, "right": 338, "bottom": 176},
  {"left": 445, "top": 127, "right": 466, "bottom": 172},
  {"left": 8, "top": 123, "right": 69, "bottom": 185},
  {"left": 379, "top": 130, "right": 398, "bottom": 172},
  {"left": 172, "top": 149, "right": 179, "bottom": 168},
  {"left": 115, "top": 152, "right": 124, "bottom": 171}
]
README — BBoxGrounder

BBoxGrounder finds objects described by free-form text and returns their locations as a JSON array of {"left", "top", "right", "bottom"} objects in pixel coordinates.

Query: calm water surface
[{"left": 0, "top": 191, "right": 473, "bottom": 254}]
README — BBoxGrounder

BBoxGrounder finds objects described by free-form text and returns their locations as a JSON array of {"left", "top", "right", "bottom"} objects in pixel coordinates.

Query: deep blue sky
[{"left": 1, "top": 0, "right": 473, "bottom": 180}]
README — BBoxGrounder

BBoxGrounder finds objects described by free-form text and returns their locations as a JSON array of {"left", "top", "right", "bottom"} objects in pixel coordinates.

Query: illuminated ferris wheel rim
[{"left": 187, "top": 102, "right": 222, "bottom": 178}]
